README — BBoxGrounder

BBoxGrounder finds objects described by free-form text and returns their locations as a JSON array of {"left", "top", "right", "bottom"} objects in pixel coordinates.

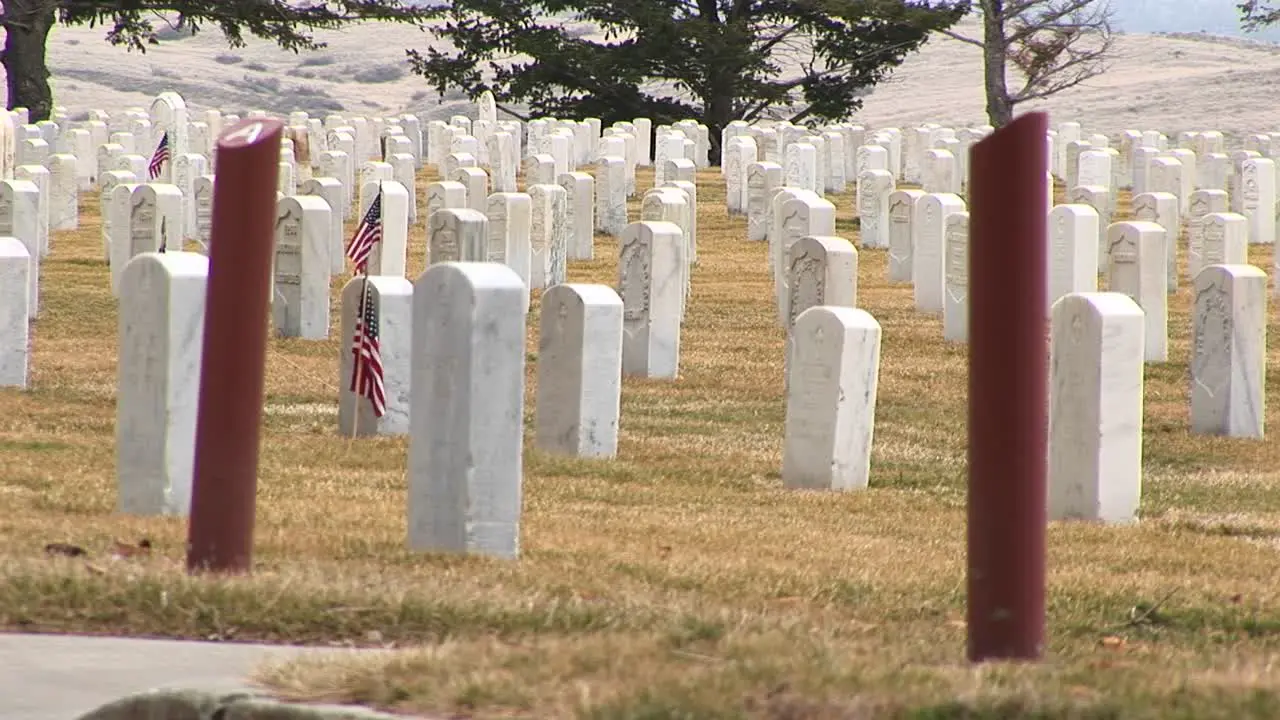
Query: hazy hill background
[
  {"left": 14, "top": 7, "right": 1280, "bottom": 140},
  {"left": 1112, "top": 0, "right": 1280, "bottom": 41}
]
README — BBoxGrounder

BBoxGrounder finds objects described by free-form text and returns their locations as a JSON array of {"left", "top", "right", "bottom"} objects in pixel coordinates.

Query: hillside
[
  {"left": 22, "top": 16, "right": 1280, "bottom": 139},
  {"left": 856, "top": 18, "right": 1280, "bottom": 138}
]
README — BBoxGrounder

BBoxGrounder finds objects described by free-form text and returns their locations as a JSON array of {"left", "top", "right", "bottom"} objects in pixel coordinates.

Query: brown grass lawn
[{"left": 3, "top": 166, "right": 1280, "bottom": 719}]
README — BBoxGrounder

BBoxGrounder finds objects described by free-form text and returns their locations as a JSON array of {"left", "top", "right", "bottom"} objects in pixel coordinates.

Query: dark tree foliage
[
  {"left": 407, "top": 0, "right": 969, "bottom": 159},
  {"left": 1, "top": 0, "right": 428, "bottom": 121},
  {"left": 1240, "top": 1, "right": 1280, "bottom": 28}
]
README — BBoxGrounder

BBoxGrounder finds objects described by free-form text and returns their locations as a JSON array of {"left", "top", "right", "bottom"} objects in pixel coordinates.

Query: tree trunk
[
  {"left": 3, "top": 1, "right": 57, "bottom": 122},
  {"left": 704, "top": 90, "right": 734, "bottom": 167},
  {"left": 981, "top": 1, "right": 1014, "bottom": 128}
]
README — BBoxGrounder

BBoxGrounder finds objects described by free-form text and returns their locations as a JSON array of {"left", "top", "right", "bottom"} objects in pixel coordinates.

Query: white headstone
[
  {"left": 786, "top": 235, "right": 858, "bottom": 328},
  {"left": 528, "top": 183, "right": 568, "bottom": 289},
  {"left": 14, "top": 165, "right": 49, "bottom": 257},
  {"left": 191, "top": 175, "right": 215, "bottom": 253},
  {"left": 1106, "top": 221, "right": 1168, "bottom": 363},
  {"left": 171, "top": 153, "right": 206, "bottom": 241},
  {"left": 775, "top": 193, "right": 836, "bottom": 326},
  {"left": 359, "top": 181, "right": 409, "bottom": 277},
  {"left": 663, "top": 180, "right": 698, "bottom": 266},
  {"left": 106, "top": 181, "right": 140, "bottom": 290},
  {"left": 1048, "top": 204, "right": 1100, "bottom": 313},
  {"left": 272, "top": 196, "right": 331, "bottom": 339},
  {"left": 912, "top": 193, "right": 965, "bottom": 313},
  {"left": 942, "top": 211, "right": 970, "bottom": 342},
  {"left": 0, "top": 180, "right": 38, "bottom": 316},
  {"left": 784, "top": 143, "right": 818, "bottom": 194},
  {"left": 535, "top": 283, "right": 624, "bottom": 458},
  {"left": 746, "top": 161, "right": 783, "bottom": 242},
  {"left": 856, "top": 169, "right": 895, "bottom": 248},
  {"left": 130, "top": 183, "right": 182, "bottom": 255},
  {"left": 408, "top": 262, "right": 526, "bottom": 559},
  {"left": 1048, "top": 292, "right": 1145, "bottom": 524},
  {"left": 0, "top": 237, "right": 30, "bottom": 387},
  {"left": 724, "top": 136, "right": 754, "bottom": 215},
  {"left": 487, "top": 192, "right": 533, "bottom": 312},
  {"left": 525, "top": 153, "right": 556, "bottom": 185},
  {"left": 886, "top": 189, "right": 924, "bottom": 283},
  {"left": 46, "top": 153, "right": 78, "bottom": 232},
  {"left": 424, "top": 180, "right": 468, "bottom": 230},
  {"left": 1130, "top": 191, "right": 1180, "bottom": 291},
  {"left": 115, "top": 251, "right": 208, "bottom": 516},
  {"left": 298, "top": 177, "right": 344, "bottom": 274},
  {"left": 338, "top": 276, "right": 413, "bottom": 437},
  {"left": 487, "top": 131, "right": 518, "bottom": 193},
  {"left": 316, "top": 150, "right": 351, "bottom": 219},
  {"left": 856, "top": 144, "right": 889, "bottom": 176},
  {"left": 1190, "top": 264, "right": 1267, "bottom": 438},
  {"left": 595, "top": 156, "right": 627, "bottom": 236},
  {"left": 1189, "top": 211, "right": 1247, "bottom": 282},
  {"left": 782, "top": 306, "right": 882, "bottom": 491},
  {"left": 619, "top": 221, "right": 685, "bottom": 379},
  {"left": 559, "top": 171, "right": 595, "bottom": 261},
  {"left": 389, "top": 152, "right": 417, "bottom": 223},
  {"left": 922, "top": 149, "right": 958, "bottom": 194},
  {"left": 1240, "top": 158, "right": 1276, "bottom": 245},
  {"left": 428, "top": 207, "right": 489, "bottom": 264},
  {"left": 148, "top": 91, "right": 188, "bottom": 182}
]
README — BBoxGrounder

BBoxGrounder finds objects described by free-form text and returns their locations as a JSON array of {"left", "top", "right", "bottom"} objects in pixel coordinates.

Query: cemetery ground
[{"left": 3, "top": 168, "right": 1280, "bottom": 719}]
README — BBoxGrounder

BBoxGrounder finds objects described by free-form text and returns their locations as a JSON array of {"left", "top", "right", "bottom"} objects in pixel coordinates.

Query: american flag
[
  {"left": 349, "top": 280, "right": 387, "bottom": 417},
  {"left": 345, "top": 190, "right": 382, "bottom": 274},
  {"left": 148, "top": 132, "right": 169, "bottom": 180}
]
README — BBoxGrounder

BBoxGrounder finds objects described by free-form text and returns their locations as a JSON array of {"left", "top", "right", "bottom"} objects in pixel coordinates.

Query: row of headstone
[
  {"left": 1047, "top": 265, "right": 1266, "bottom": 523},
  {"left": 113, "top": 242, "right": 695, "bottom": 560},
  {"left": 719, "top": 117, "right": 1280, "bottom": 260},
  {"left": 711, "top": 116, "right": 1275, "bottom": 524}
]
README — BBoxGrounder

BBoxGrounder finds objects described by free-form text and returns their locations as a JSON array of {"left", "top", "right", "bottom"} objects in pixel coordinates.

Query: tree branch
[{"left": 936, "top": 27, "right": 984, "bottom": 47}]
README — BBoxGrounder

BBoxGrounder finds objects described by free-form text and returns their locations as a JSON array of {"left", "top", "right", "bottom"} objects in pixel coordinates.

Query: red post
[
  {"left": 186, "top": 118, "right": 284, "bottom": 574},
  {"left": 966, "top": 112, "right": 1049, "bottom": 661}
]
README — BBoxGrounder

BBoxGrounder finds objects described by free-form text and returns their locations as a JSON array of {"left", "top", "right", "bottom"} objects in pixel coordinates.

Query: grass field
[{"left": 3, "top": 165, "right": 1280, "bottom": 719}]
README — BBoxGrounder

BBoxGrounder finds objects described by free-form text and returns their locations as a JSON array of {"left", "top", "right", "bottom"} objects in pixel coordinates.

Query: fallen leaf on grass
[
  {"left": 1100, "top": 635, "right": 1126, "bottom": 649},
  {"left": 45, "top": 542, "right": 86, "bottom": 557},
  {"left": 111, "top": 538, "right": 153, "bottom": 559}
]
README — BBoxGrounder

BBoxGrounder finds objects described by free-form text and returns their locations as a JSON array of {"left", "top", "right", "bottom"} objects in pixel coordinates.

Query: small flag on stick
[
  {"left": 345, "top": 189, "right": 382, "bottom": 274},
  {"left": 148, "top": 132, "right": 170, "bottom": 180},
  {"left": 349, "top": 280, "right": 387, "bottom": 418}
]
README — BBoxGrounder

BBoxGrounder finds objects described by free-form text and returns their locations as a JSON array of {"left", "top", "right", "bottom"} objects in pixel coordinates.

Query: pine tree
[
  {"left": 1, "top": 0, "right": 427, "bottom": 121},
  {"left": 407, "top": 0, "right": 968, "bottom": 160}
]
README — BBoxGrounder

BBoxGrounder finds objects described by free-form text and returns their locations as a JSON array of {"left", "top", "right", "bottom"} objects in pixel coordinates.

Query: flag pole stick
[
  {"left": 345, "top": 182, "right": 384, "bottom": 447},
  {"left": 350, "top": 269, "right": 371, "bottom": 443}
]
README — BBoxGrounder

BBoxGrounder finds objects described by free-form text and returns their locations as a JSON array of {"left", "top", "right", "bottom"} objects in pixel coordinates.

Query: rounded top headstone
[
  {"left": 123, "top": 250, "right": 210, "bottom": 283},
  {"left": 0, "top": 235, "right": 30, "bottom": 259},
  {"left": 544, "top": 283, "right": 622, "bottom": 308},
  {"left": 794, "top": 305, "right": 881, "bottom": 334},
  {"left": 419, "top": 261, "right": 524, "bottom": 293}
]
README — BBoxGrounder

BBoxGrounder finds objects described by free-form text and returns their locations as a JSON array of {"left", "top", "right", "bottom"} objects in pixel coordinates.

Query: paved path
[{"left": 0, "top": 632, "right": 354, "bottom": 720}]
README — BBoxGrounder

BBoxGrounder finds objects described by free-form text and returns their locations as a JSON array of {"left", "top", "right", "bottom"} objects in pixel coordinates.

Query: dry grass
[{"left": 3, "top": 166, "right": 1280, "bottom": 719}]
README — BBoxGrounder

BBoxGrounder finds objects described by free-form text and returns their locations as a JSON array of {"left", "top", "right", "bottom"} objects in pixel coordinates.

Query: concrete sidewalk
[{"left": 0, "top": 632, "right": 377, "bottom": 720}]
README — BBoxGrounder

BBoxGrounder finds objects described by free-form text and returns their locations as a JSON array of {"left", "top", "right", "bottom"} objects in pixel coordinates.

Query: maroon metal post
[
  {"left": 186, "top": 118, "right": 284, "bottom": 574},
  {"left": 966, "top": 112, "right": 1049, "bottom": 661}
]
